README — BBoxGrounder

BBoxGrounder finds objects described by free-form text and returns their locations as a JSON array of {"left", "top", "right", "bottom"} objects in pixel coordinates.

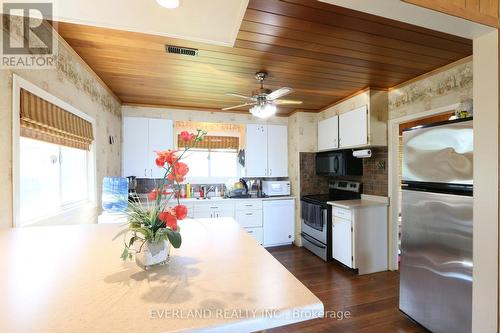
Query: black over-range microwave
[{"left": 315, "top": 150, "right": 363, "bottom": 176}]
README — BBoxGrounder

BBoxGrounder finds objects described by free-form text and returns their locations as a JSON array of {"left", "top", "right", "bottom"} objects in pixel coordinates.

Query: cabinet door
[
  {"left": 339, "top": 106, "right": 368, "bottom": 148},
  {"left": 318, "top": 116, "right": 339, "bottom": 151},
  {"left": 148, "top": 119, "right": 174, "bottom": 178},
  {"left": 263, "top": 199, "right": 295, "bottom": 247},
  {"left": 267, "top": 125, "right": 288, "bottom": 177},
  {"left": 332, "top": 216, "right": 353, "bottom": 268},
  {"left": 246, "top": 124, "right": 268, "bottom": 177},
  {"left": 122, "top": 117, "right": 149, "bottom": 178}
]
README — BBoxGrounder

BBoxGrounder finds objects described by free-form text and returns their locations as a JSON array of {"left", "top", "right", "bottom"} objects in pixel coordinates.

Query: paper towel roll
[{"left": 353, "top": 149, "right": 372, "bottom": 158}]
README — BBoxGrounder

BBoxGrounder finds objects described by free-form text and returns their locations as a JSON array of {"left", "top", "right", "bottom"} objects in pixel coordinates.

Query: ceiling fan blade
[
  {"left": 225, "top": 93, "right": 255, "bottom": 100},
  {"left": 221, "top": 103, "right": 257, "bottom": 111},
  {"left": 267, "top": 87, "right": 294, "bottom": 100},
  {"left": 273, "top": 99, "right": 303, "bottom": 105}
]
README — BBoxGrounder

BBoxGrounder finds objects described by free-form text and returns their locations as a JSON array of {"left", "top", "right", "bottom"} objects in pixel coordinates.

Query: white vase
[{"left": 135, "top": 240, "right": 170, "bottom": 270}]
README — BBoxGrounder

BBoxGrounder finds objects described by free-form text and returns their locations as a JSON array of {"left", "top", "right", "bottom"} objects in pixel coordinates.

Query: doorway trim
[{"left": 387, "top": 103, "right": 460, "bottom": 270}]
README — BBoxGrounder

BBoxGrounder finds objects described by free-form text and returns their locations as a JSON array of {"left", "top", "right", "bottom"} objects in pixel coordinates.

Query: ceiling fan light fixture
[
  {"left": 250, "top": 104, "right": 277, "bottom": 119},
  {"left": 156, "top": 0, "right": 180, "bottom": 9}
]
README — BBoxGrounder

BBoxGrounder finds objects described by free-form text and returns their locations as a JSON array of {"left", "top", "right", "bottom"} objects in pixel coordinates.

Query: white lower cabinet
[
  {"left": 187, "top": 198, "right": 294, "bottom": 247},
  {"left": 263, "top": 199, "right": 295, "bottom": 247},
  {"left": 245, "top": 227, "right": 264, "bottom": 244},
  {"left": 331, "top": 204, "right": 388, "bottom": 275},
  {"left": 332, "top": 216, "right": 353, "bottom": 268},
  {"left": 193, "top": 202, "right": 235, "bottom": 219}
]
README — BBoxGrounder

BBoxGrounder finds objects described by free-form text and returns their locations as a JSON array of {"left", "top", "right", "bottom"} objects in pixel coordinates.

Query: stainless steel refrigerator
[{"left": 400, "top": 118, "right": 473, "bottom": 333}]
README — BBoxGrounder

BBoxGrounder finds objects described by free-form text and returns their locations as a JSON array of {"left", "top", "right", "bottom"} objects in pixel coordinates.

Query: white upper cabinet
[
  {"left": 246, "top": 124, "right": 288, "bottom": 177},
  {"left": 122, "top": 117, "right": 173, "bottom": 178},
  {"left": 246, "top": 124, "right": 268, "bottom": 177},
  {"left": 318, "top": 115, "right": 339, "bottom": 151},
  {"left": 339, "top": 105, "right": 368, "bottom": 148},
  {"left": 148, "top": 119, "right": 174, "bottom": 178},
  {"left": 317, "top": 89, "right": 387, "bottom": 151},
  {"left": 267, "top": 125, "right": 288, "bottom": 177},
  {"left": 123, "top": 117, "right": 149, "bottom": 178}
]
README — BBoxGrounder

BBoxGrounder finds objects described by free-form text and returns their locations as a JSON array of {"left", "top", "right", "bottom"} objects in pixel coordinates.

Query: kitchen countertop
[
  {"left": 137, "top": 194, "right": 296, "bottom": 204},
  {"left": 327, "top": 199, "right": 388, "bottom": 209},
  {"left": 0, "top": 218, "right": 322, "bottom": 333}
]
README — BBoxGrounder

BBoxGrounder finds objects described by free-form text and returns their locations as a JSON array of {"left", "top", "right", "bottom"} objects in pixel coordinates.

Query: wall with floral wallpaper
[
  {"left": 389, "top": 57, "right": 472, "bottom": 119},
  {"left": 0, "top": 25, "right": 122, "bottom": 228},
  {"left": 287, "top": 112, "right": 318, "bottom": 245}
]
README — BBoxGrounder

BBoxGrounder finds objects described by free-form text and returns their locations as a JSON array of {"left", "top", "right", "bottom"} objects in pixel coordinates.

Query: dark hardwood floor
[{"left": 267, "top": 246, "right": 427, "bottom": 333}]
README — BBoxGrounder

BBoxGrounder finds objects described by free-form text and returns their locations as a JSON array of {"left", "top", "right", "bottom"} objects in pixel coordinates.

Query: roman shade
[
  {"left": 20, "top": 89, "right": 94, "bottom": 150},
  {"left": 178, "top": 135, "right": 239, "bottom": 150}
]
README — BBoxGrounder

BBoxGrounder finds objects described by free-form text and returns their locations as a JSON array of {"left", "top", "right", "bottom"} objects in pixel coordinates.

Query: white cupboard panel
[
  {"left": 246, "top": 124, "right": 268, "bottom": 177},
  {"left": 332, "top": 217, "right": 353, "bottom": 268},
  {"left": 339, "top": 106, "right": 368, "bottom": 148},
  {"left": 267, "top": 125, "right": 288, "bottom": 177},
  {"left": 148, "top": 119, "right": 173, "bottom": 178},
  {"left": 245, "top": 227, "right": 263, "bottom": 245},
  {"left": 318, "top": 116, "right": 339, "bottom": 151},
  {"left": 235, "top": 200, "right": 263, "bottom": 211},
  {"left": 236, "top": 209, "right": 263, "bottom": 228},
  {"left": 123, "top": 117, "right": 149, "bottom": 178}
]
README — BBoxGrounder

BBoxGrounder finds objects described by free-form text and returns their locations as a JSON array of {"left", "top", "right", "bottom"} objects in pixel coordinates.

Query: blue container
[{"left": 102, "top": 177, "right": 129, "bottom": 212}]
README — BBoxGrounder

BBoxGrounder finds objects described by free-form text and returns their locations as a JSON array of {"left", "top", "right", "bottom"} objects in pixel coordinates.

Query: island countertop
[{"left": 0, "top": 218, "right": 323, "bottom": 333}]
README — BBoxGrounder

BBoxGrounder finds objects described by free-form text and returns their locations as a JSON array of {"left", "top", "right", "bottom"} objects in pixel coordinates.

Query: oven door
[{"left": 301, "top": 204, "right": 328, "bottom": 244}]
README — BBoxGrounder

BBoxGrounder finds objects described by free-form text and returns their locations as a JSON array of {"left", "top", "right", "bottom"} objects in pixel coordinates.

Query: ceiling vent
[{"left": 165, "top": 45, "right": 198, "bottom": 56}]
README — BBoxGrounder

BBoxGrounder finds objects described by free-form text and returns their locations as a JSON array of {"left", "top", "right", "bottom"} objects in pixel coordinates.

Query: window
[
  {"left": 183, "top": 150, "right": 238, "bottom": 180},
  {"left": 19, "top": 138, "right": 91, "bottom": 225}
]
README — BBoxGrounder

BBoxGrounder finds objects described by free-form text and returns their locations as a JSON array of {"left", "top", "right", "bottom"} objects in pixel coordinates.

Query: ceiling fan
[{"left": 222, "top": 71, "right": 303, "bottom": 118}]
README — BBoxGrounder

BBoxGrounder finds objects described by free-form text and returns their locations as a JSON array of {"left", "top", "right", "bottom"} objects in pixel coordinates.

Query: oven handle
[{"left": 301, "top": 232, "right": 326, "bottom": 249}]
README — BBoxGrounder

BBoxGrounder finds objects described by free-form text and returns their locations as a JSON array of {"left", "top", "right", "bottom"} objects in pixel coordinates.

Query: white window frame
[
  {"left": 183, "top": 149, "right": 241, "bottom": 184},
  {"left": 12, "top": 74, "right": 97, "bottom": 227}
]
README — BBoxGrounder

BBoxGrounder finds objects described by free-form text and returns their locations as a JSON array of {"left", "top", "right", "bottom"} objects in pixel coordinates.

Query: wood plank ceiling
[{"left": 55, "top": 0, "right": 472, "bottom": 116}]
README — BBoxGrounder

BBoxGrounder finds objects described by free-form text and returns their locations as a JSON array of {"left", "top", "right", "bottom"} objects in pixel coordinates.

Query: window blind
[
  {"left": 177, "top": 135, "right": 239, "bottom": 150},
  {"left": 20, "top": 89, "right": 94, "bottom": 150}
]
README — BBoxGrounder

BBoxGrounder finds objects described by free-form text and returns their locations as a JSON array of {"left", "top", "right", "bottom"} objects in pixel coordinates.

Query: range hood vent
[{"left": 165, "top": 45, "right": 198, "bottom": 56}]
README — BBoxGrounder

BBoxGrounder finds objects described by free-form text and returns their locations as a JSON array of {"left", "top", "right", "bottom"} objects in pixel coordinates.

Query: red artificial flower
[
  {"left": 167, "top": 162, "right": 189, "bottom": 182},
  {"left": 159, "top": 211, "right": 178, "bottom": 231},
  {"left": 155, "top": 156, "right": 166, "bottom": 168},
  {"left": 174, "top": 204, "right": 188, "bottom": 220},
  {"left": 148, "top": 189, "right": 158, "bottom": 201},
  {"left": 156, "top": 150, "right": 179, "bottom": 166},
  {"left": 180, "top": 131, "right": 196, "bottom": 142}
]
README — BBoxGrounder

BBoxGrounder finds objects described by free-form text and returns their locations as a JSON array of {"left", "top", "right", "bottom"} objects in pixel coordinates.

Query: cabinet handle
[
  {"left": 247, "top": 230, "right": 254, "bottom": 233},
  {"left": 245, "top": 204, "right": 253, "bottom": 207},
  {"left": 144, "top": 169, "right": 147, "bottom": 177},
  {"left": 270, "top": 168, "right": 272, "bottom": 176},
  {"left": 245, "top": 213, "right": 253, "bottom": 216},
  {"left": 210, "top": 207, "right": 218, "bottom": 209}
]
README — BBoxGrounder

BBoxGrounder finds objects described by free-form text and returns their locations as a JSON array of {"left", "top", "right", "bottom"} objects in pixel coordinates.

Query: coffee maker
[{"left": 127, "top": 176, "right": 139, "bottom": 202}]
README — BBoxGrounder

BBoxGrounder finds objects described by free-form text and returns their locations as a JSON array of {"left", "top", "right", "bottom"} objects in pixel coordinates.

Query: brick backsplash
[{"left": 299, "top": 147, "right": 388, "bottom": 197}]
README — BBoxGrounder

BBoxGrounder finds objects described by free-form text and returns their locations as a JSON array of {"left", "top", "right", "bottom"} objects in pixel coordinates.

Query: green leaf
[
  {"left": 120, "top": 247, "right": 129, "bottom": 261},
  {"left": 128, "top": 236, "right": 137, "bottom": 248},
  {"left": 166, "top": 229, "right": 182, "bottom": 248}
]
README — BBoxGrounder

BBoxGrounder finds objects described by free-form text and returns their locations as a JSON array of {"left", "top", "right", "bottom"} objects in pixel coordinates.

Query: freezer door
[
  {"left": 400, "top": 189, "right": 472, "bottom": 333},
  {"left": 402, "top": 119, "right": 473, "bottom": 185}
]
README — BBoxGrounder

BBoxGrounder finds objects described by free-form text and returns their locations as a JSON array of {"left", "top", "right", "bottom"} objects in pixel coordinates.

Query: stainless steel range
[{"left": 301, "top": 181, "right": 361, "bottom": 261}]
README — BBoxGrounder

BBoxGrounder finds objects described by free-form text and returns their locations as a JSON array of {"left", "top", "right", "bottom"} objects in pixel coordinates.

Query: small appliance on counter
[
  {"left": 262, "top": 180, "right": 291, "bottom": 197},
  {"left": 227, "top": 178, "right": 251, "bottom": 198},
  {"left": 126, "top": 176, "right": 139, "bottom": 202}
]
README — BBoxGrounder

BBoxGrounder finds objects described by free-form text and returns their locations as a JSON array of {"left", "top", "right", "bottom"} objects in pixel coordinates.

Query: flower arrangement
[{"left": 115, "top": 129, "right": 207, "bottom": 266}]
